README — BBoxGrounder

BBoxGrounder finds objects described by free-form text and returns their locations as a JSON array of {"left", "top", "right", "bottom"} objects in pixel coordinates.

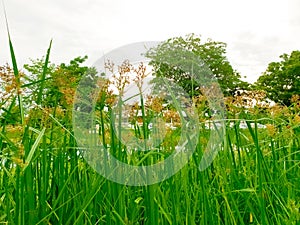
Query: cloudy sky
[{"left": 0, "top": 0, "right": 299, "bottom": 82}]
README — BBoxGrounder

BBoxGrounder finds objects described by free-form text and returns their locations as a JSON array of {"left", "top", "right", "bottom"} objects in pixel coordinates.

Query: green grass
[
  {"left": 0, "top": 19, "right": 299, "bottom": 224},
  {"left": 2, "top": 119, "right": 299, "bottom": 225},
  {"left": 1, "top": 81, "right": 299, "bottom": 225}
]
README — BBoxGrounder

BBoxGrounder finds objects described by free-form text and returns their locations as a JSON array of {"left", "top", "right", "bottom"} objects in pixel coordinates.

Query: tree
[
  {"left": 23, "top": 57, "right": 56, "bottom": 106},
  {"left": 255, "top": 50, "right": 300, "bottom": 106},
  {"left": 45, "top": 56, "right": 91, "bottom": 108},
  {"left": 146, "top": 33, "right": 248, "bottom": 97},
  {"left": 24, "top": 55, "right": 97, "bottom": 110},
  {"left": 23, "top": 56, "right": 98, "bottom": 128}
]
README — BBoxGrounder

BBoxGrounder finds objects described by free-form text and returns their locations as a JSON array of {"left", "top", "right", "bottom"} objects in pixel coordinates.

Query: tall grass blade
[
  {"left": 37, "top": 40, "right": 52, "bottom": 105},
  {"left": 3, "top": 1, "right": 24, "bottom": 125},
  {"left": 22, "top": 127, "right": 46, "bottom": 171}
]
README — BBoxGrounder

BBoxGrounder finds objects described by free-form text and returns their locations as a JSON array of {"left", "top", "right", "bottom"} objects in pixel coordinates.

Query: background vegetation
[{"left": 0, "top": 34, "right": 299, "bottom": 224}]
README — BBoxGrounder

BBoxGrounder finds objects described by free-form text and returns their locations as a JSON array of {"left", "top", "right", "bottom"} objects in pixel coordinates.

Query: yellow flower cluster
[
  {"left": 0, "top": 64, "right": 24, "bottom": 106},
  {"left": 265, "top": 124, "right": 277, "bottom": 137}
]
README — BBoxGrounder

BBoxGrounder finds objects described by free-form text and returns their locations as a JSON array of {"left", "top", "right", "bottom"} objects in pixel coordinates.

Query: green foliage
[
  {"left": 255, "top": 50, "right": 300, "bottom": 106},
  {"left": 146, "top": 33, "right": 249, "bottom": 97},
  {"left": 24, "top": 57, "right": 56, "bottom": 80},
  {"left": 24, "top": 55, "right": 97, "bottom": 110},
  {"left": 44, "top": 56, "right": 91, "bottom": 108},
  {"left": 0, "top": 30, "right": 299, "bottom": 224},
  {"left": 23, "top": 55, "right": 56, "bottom": 106},
  {"left": 1, "top": 100, "right": 300, "bottom": 224}
]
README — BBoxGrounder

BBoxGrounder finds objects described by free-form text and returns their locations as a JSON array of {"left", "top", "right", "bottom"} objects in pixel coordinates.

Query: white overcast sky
[{"left": 0, "top": 0, "right": 299, "bottom": 82}]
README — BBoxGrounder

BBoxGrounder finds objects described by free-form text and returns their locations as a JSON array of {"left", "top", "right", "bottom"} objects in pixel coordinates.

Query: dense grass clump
[{"left": 0, "top": 37, "right": 299, "bottom": 225}]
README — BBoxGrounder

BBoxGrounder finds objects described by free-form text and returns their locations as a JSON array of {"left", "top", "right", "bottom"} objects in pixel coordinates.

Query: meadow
[{"left": 0, "top": 37, "right": 299, "bottom": 225}]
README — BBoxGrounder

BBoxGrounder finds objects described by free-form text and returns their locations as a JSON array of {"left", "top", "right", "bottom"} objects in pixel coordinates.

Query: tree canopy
[
  {"left": 24, "top": 56, "right": 97, "bottom": 109},
  {"left": 255, "top": 50, "right": 300, "bottom": 106},
  {"left": 146, "top": 34, "right": 248, "bottom": 97}
]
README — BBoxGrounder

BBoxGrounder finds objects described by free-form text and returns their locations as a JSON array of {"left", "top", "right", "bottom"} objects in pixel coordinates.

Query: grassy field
[
  {"left": 1, "top": 102, "right": 299, "bottom": 224},
  {"left": 0, "top": 36, "right": 299, "bottom": 224}
]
